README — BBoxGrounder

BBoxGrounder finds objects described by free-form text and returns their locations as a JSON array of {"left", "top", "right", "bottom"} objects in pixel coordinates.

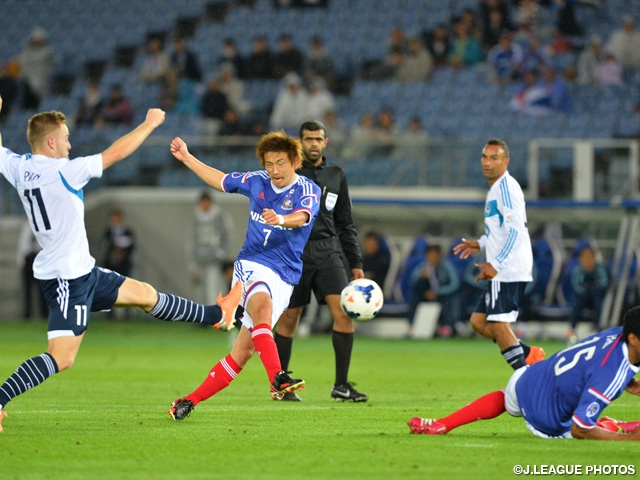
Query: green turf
[{"left": 0, "top": 319, "right": 638, "bottom": 480}]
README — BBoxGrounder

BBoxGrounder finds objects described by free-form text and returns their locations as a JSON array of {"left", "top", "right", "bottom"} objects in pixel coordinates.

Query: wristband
[{"left": 277, "top": 214, "right": 284, "bottom": 225}]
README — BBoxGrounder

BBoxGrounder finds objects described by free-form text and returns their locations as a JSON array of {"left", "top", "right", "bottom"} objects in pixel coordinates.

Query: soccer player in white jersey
[
  {"left": 0, "top": 98, "right": 241, "bottom": 433},
  {"left": 167, "top": 131, "right": 321, "bottom": 420},
  {"left": 453, "top": 139, "right": 544, "bottom": 370},
  {"left": 409, "top": 306, "right": 640, "bottom": 440}
]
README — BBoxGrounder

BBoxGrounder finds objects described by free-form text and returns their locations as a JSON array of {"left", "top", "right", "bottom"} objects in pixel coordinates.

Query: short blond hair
[
  {"left": 27, "top": 111, "right": 67, "bottom": 150},
  {"left": 255, "top": 130, "right": 303, "bottom": 170}
]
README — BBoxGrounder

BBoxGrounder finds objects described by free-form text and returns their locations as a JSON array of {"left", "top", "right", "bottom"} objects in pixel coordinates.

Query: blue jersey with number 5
[
  {"left": 516, "top": 327, "right": 639, "bottom": 436},
  {"left": 222, "top": 170, "right": 320, "bottom": 284},
  {"left": 0, "top": 147, "right": 103, "bottom": 280}
]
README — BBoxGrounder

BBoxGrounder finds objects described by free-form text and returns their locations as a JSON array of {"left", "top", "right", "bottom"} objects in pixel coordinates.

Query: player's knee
[
  {"left": 135, "top": 281, "right": 158, "bottom": 311},
  {"left": 52, "top": 353, "right": 75, "bottom": 371},
  {"left": 470, "top": 315, "right": 484, "bottom": 333}
]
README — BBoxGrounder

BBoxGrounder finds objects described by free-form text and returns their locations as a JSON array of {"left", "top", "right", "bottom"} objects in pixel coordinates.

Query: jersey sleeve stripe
[
  {"left": 572, "top": 414, "right": 595, "bottom": 429},
  {"left": 221, "top": 173, "right": 230, "bottom": 191},
  {"left": 603, "top": 362, "right": 631, "bottom": 399},
  {"left": 500, "top": 178, "right": 513, "bottom": 209},
  {"left": 496, "top": 227, "right": 518, "bottom": 263},
  {"left": 588, "top": 387, "right": 611, "bottom": 404}
]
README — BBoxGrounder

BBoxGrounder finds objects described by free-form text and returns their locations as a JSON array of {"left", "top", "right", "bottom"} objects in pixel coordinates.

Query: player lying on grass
[
  {"left": 167, "top": 132, "right": 321, "bottom": 420},
  {"left": 0, "top": 97, "right": 242, "bottom": 433},
  {"left": 409, "top": 306, "right": 640, "bottom": 440}
]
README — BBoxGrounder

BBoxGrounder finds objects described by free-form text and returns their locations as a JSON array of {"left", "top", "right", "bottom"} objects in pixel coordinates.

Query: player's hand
[
  {"left": 475, "top": 262, "right": 497, "bottom": 281},
  {"left": 453, "top": 238, "right": 480, "bottom": 259},
  {"left": 261, "top": 208, "right": 280, "bottom": 226},
  {"left": 351, "top": 268, "right": 365, "bottom": 280},
  {"left": 170, "top": 137, "right": 190, "bottom": 163},
  {"left": 145, "top": 108, "right": 165, "bottom": 128}
]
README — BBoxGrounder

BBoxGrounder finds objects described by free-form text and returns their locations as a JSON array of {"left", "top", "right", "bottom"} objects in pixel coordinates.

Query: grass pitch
[{"left": 1, "top": 318, "right": 638, "bottom": 479}]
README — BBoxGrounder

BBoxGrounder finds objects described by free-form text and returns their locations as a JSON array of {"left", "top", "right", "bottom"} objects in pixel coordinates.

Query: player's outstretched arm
[
  {"left": 571, "top": 422, "right": 640, "bottom": 441},
  {"left": 170, "top": 137, "right": 225, "bottom": 191},
  {"left": 101, "top": 108, "right": 165, "bottom": 169}
]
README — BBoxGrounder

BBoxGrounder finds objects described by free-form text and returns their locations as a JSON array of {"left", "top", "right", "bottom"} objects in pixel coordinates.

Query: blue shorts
[
  {"left": 473, "top": 281, "right": 527, "bottom": 323},
  {"left": 41, "top": 267, "right": 126, "bottom": 339}
]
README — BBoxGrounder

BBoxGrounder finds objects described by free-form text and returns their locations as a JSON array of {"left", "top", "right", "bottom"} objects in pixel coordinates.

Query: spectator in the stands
[
  {"left": 322, "top": 110, "right": 348, "bottom": 157},
  {"left": 200, "top": 77, "right": 229, "bottom": 134},
  {"left": 606, "top": 15, "right": 640, "bottom": 71},
  {"left": 393, "top": 116, "right": 429, "bottom": 160},
  {"left": 218, "top": 63, "right": 251, "bottom": 119},
  {"left": 541, "top": 66, "right": 572, "bottom": 114},
  {"left": 96, "top": 84, "right": 133, "bottom": 126},
  {"left": 482, "top": 8, "right": 509, "bottom": 51},
  {"left": 0, "top": 61, "right": 19, "bottom": 124},
  {"left": 593, "top": 50, "right": 624, "bottom": 87},
  {"left": 75, "top": 79, "right": 104, "bottom": 126},
  {"left": 372, "top": 107, "right": 399, "bottom": 156},
  {"left": 139, "top": 36, "right": 170, "bottom": 84},
  {"left": 303, "top": 35, "right": 335, "bottom": 88},
  {"left": 554, "top": 0, "right": 583, "bottom": 37},
  {"left": 479, "top": 0, "right": 512, "bottom": 34},
  {"left": 342, "top": 112, "right": 377, "bottom": 159},
  {"left": 219, "top": 38, "right": 245, "bottom": 79},
  {"left": 407, "top": 245, "right": 461, "bottom": 339},
  {"left": 362, "top": 231, "right": 391, "bottom": 287},
  {"left": 305, "top": 76, "right": 335, "bottom": 122},
  {"left": 424, "top": 23, "right": 451, "bottom": 67},
  {"left": 169, "top": 37, "right": 202, "bottom": 82},
  {"left": 567, "top": 246, "right": 608, "bottom": 343},
  {"left": 509, "top": 69, "right": 553, "bottom": 115},
  {"left": 460, "top": 7, "right": 483, "bottom": 43},
  {"left": 245, "top": 36, "right": 275, "bottom": 80},
  {"left": 513, "top": 0, "right": 541, "bottom": 36},
  {"left": 577, "top": 35, "right": 603, "bottom": 85},
  {"left": 395, "top": 36, "right": 434, "bottom": 82},
  {"left": 17, "top": 27, "right": 54, "bottom": 110},
  {"left": 487, "top": 32, "right": 523, "bottom": 85},
  {"left": 448, "top": 18, "right": 484, "bottom": 67},
  {"left": 268, "top": 72, "right": 308, "bottom": 131},
  {"left": 387, "top": 26, "right": 409, "bottom": 55},
  {"left": 517, "top": 35, "right": 551, "bottom": 78},
  {"left": 273, "top": 33, "right": 305, "bottom": 78}
]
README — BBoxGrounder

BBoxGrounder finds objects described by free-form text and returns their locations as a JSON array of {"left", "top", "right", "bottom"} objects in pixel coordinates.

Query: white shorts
[
  {"left": 504, "top": 366, "right": 573, "bottom": 439},
  {"left": 233, "top": 260, "right": 293, "bottom": 329}
]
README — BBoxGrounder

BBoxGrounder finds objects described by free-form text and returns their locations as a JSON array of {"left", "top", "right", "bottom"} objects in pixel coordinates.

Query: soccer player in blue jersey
[
  {"left": 0, "top": 98, "right": 241, "bottom": 433},
  {"left": 453, "top": 139, "right": 544, "bottom": 370},
  {"left": 167, "top": 131, "right": 321, "bottom": 420},
  {"left": 408, "top": 306, "right": 640, "bottom": 440}
]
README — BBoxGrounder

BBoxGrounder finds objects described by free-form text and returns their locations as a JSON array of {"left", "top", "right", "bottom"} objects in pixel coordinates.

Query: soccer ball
[{"left": 340, "top": 279, "right": 384, "bottom": 322}]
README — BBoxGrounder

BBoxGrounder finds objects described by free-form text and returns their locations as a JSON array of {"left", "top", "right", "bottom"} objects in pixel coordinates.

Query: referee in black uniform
[{"left": 274, "top": 120, "right": 368, "bottom": 402}]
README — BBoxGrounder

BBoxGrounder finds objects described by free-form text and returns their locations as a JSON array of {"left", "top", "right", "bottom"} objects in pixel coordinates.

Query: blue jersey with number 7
[
  {"left": 222, "top": 170, "right": 320, "bottom": 285},
  {"left": 516, "top": 326, "right": 639, "bottom": 436}
]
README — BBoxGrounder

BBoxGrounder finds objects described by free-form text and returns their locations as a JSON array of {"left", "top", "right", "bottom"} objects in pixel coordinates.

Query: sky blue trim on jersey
[
  {"left": 59, "top": 172, "right": 84, "bottom": 202},
  {"left": 603, "top": 361, "right": 631, "bottom": 400},
  {"left": 484, "top": 199, "right": 502, "bottom": 226},
  {"left": 496, "top": 227, "right": 518, "bottom": 263},
  {"left": 499, "top": 177, "right": 512, "bottom": 208}
]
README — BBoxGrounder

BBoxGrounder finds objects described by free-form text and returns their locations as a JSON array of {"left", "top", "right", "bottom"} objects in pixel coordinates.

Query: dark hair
[
  {"left": 299, "top": 120, "right": 327, "bottom": 139},
  {"left": 199, "top": 191, "right": 212, "bottom": 202},
  {"left": 622, "top": 306, "right": 640, "bottom": 344},
  {"left": 486, "top": 138, "right": 510, "bottom": 158},
  {"left": 255, "top": 130, "right": 303, "bottom": 170}
]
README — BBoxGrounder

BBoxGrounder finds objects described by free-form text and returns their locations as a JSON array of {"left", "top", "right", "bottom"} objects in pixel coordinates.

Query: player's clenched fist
[
  {"left": 170, "top": 137, "right": 190, "bottom": 163},
  {"left": 145, "top": 108, "right": 165, "bottom": 128}
]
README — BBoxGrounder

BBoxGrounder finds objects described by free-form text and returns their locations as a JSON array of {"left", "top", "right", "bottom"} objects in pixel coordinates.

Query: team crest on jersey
[
  {"left": 586, "top": 402, "right": 600, "bottom": 418},
  {"left": 485, "top": 204, "right": 491, "bottom": 215},
  {"left": 301, "top": 196, "right": 314, "bottom": 209},
  {"left": 289, "top": 188, "right": 295, "bottom": 194},
  {"left": 281, "top": 199, "right": 293, "bottom": 210},
  {"left": 505, "top": 213, "right": 514, "bottom": 223},
  {"left": 231, "top": 172, "right": 243, "bottom": 178},
  {"left": 325, "top": 192, "right": 338, "bottom": 211}
]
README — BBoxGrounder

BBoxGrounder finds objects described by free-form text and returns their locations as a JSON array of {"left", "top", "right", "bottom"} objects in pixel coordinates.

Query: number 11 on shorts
[{"left": 75, "top": 305, "right": 87, "bottom": 326}]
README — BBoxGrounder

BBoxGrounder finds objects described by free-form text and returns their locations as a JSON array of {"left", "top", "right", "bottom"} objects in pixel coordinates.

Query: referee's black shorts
[{"left": 288, "top": 237, "right": 350, "bottom": 308}]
